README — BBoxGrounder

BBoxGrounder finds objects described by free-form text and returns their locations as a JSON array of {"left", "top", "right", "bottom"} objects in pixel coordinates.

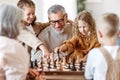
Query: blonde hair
[
  {"left": 17, "top": 0, "right": 36, "bottom": 25},
  {"left": 17, "top": 0, "right": 35, "bottom": 9},
  {"left": 73, "top": 10, "right": 96, "bottom": 36},
  {"left": 96, "top": 13, "right": 119, "bottom": 37}
]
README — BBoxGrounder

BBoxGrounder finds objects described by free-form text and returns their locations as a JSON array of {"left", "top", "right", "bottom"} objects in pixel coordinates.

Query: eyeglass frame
[{"left": 49, "top": 14, "right": 66, "bottom": 26}]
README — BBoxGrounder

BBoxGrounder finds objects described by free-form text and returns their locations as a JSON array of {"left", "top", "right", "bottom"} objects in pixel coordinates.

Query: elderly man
[{"left": 31, "top": 4, "right": 73, "bottom": 61}]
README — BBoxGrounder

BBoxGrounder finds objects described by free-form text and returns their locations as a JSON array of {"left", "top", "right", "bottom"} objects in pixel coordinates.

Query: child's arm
[
  {"left": 56, "top": 37, "right": 77, "bottom": 55},
  {"left": 39, "top": 44, "right": 50, "bottom": 58}
]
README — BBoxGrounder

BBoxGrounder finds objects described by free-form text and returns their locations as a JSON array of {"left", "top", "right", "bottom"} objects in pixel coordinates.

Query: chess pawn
[
  {"left": 76, "top": 55, "right": 80, "bottom": 64},
  {"left": 46, "top": 59, "right": 51, "bottom": 69},
  {"left": 57, "top": 60, "right": 63, "bottom": 71},
  {"left": 30, "top": 61, "right": 34, "bottom": 68},
  {"left": 69, "top": 58, "right": 72, "bottom": 65},
  {"left": 39, "top": 61, "right": 46, "bottom": 80},
  {"left": 79, "top": 61, "right": 83, "bottom": 70},
  {"left": 56, "top": 57, "right": 60, "bottom": 67},
  {"left": 67, "top": 62, "right": 71, "bottom": 69},
  {"left": 39, "top": 57, "right": 44, "bottom": 69},
  {"left": 51, "top": 52, "right": 54, "bottom": 68},
  {"left": 62, "top": 57, "right": 67, "bottom": 67},
  {"left": 33, "top": 59, "right": 38, "bottom": 69},
  {"left": 71, "top": 58, "right": 76, "bottom": 71},
  {"left": 40, "top": 56, "right": 44, "bottom": 64}
]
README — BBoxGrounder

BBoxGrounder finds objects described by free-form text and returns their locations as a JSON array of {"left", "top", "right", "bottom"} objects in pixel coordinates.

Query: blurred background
[{"left": 0, "top": 0, "right": 120, "bottom": 22}]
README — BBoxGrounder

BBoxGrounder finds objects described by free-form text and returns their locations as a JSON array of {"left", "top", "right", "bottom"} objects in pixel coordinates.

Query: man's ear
[{"left": 64, "top": 13, "right": 68, "bottom": 22}]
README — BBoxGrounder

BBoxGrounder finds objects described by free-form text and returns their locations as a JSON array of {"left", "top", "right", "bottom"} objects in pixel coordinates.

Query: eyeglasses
[{"left": 49, "top": 15, "right": 65, "bottom": 26}]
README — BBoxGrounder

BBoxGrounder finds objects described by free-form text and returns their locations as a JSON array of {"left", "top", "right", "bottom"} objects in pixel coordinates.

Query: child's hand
[
  {"left": 59, "top": 44, "right": 68, "bottom": 52},
  {"left": 80, "top": 55, "right": 88, "bottom": 62}
]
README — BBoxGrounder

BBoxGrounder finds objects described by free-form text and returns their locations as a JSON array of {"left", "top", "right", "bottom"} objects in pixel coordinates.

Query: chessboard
[
  {"left": 30, "top": 53, "right": 86, "bottom": 80},
  {"left": 36, "top": 60, "right": 85, "bottom": 80}
]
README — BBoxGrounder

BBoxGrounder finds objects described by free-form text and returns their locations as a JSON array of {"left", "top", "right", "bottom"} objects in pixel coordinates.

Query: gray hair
[
  {"left": 0, "top": 4, "right": 23, "bottom": 38},
  {"left": 48, "top": 4, "right": 66, "bottom": 15}
]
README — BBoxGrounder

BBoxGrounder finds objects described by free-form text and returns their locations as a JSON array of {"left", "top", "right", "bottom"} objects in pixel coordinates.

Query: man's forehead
[{"left": 49, "top": 11, "right": 64, "bottom": 19}]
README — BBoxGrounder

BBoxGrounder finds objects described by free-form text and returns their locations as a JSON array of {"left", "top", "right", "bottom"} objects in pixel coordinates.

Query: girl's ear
[{"left": 98, "top": 30, "right": 103, "bottom": 38}]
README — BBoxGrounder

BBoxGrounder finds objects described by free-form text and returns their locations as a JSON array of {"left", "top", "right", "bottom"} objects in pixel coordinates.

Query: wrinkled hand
[{"left": 29, "top": 68, "right": 40, "bottom": 78}]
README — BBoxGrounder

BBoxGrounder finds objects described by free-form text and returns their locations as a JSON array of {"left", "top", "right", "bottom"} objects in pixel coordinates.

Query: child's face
[
  {"left": 78, "top": 20, "right": 89, "bottom": 36},
  {"left": 23, "top": 6, "right": 35, "bottom": 24}
]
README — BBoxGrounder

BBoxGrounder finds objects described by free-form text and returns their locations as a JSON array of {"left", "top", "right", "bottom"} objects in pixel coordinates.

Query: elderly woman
[{"left": 0, "top": 4, "right": 29, "bottom": 80}]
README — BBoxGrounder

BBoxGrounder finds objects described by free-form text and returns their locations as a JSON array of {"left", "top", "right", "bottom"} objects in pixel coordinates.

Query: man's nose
[{"left": 55, "top": 22, "right": 60, "bottom": 27}]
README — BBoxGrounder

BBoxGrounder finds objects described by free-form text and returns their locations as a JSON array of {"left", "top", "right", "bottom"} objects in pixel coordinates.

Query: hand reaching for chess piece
[
  {"left": 56, "top": 41, "right": 74, "bottom": 56},
  {"left": 54, "top": 44, "right": 68, "bottom": 54},
  {"left": 59, "top": 44, "right": 68, "bottom": 52},
  {"left": 80, "top": 55, "right": 88, "bottom": 63}
]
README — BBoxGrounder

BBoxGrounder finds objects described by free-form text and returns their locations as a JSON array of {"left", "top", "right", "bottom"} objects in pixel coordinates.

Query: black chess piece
[
  {"left": 79, "top": 61, "right": 83, "bottom": 70},
  {"left": 30, "top": 61, "right": 34, "bottom": 69},
  {"left": 54, "top": 60, "right": 57, "bottom": 68},
  {"left": 67, "top": 62, "right": 71, "bottom": 69},
  {"left": 71, "top": 58, "right": 76, "bottom": 71},
  {"left": 48, "top": 61, "right": 51, "bottom": 69},
  {"left": 34, "top": 59, "right": 38, "bottom": 68}
]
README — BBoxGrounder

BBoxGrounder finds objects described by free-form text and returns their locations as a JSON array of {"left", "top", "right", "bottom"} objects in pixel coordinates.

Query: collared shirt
[{"left": 85, "top": 45, "right": 119, "bottom": 80}]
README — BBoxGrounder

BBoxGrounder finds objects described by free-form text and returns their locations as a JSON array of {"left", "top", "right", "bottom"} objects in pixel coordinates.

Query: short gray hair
[
  {"left": 48, "top": 4, "right": 66, "bottom": 15},
  {"left": 0, "top": 4, "right": 23, "bottom": 38}
]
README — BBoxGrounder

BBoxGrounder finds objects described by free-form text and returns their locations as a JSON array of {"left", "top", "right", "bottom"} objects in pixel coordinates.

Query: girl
[
  {"left": 58, "top": 10, "right": 100, "bottom": 62},
  {"left": 17, "top": 0, "right": 50, "bottom": 79},
  {"left": 0, "top": 4, "right": 29, "bottom": 80},
  {"left": 17, "top": 0, "right": 50, "bottom": 57}
]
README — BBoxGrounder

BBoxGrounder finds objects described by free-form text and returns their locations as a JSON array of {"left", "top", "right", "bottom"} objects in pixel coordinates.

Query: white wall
[
  {"left": 86, "top": 0, "right": 120, "bottom": 20},
  {"left": 33, "top": 0, "right": 77, "bottom": 22},
  {"left": 0, "top": 0, "right": 77, "bottom": 22},
  {"left": 0, "top": 0, "right": 19, "bottom": 6}
]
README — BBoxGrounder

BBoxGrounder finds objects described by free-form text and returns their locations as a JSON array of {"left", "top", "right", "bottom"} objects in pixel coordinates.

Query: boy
[{"left": 85, "top": 13, "right": 120, "bottom": 80}]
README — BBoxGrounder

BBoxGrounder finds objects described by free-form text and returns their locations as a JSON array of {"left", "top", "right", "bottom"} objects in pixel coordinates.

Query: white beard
[{"left": 54, "top": 28, "right": 64, "bottom": 34}]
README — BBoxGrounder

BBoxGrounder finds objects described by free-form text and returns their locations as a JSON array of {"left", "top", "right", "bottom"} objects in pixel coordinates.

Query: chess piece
[
  {"left": 54, "top": 60, "right": 57, "bottom": 68},
  {"left": 56, "top": 57, "right": 60, "bottom": 67},
  {"left": 69, "top": 58, "right": 72, "bottom": 65},
  {"left": 46, "top": 58, "right": 51, "bottom": 69},
  {"left": 76, "top": 55, "right": 80, "bottom": 64},
  {"left": 67, "top": 62, "right": 71, "bottom": 69},
  {"left": 33, "top": 59, "right": 38, "bottom": 69},
  {"left": 35, "top": 59, "right": 38, "bottom": 67},
  {"left": 57, "top": 60, "right": 63, "bottom": 71},
  {"left": 71, "top": 58, "right": 76, "bottom": 71},
  {"left": 48, "top": 61, "right": 51, "bottom": 69},
  {"left": 51, "top": 52, "right": 55, "bottom": 68},
  {"left": 62, "top": 56, "right": 67, "bottom": 66},
  {"left": 39, "top": 57, "right": 44, "bottom": 69},
  {"left": 39, "top": 61, "right": 46, "bottom": 80},
  {"left": 79, "top": 61, "right": 83, "bottom": 70},
  {"left": 30, "top": 61, "right": 34, "bottom": 68}
]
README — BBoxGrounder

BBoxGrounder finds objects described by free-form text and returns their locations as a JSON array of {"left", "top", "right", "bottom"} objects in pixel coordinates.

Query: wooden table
[{"left": 39, "top": 70, "right": 85, "bottom": 80}]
